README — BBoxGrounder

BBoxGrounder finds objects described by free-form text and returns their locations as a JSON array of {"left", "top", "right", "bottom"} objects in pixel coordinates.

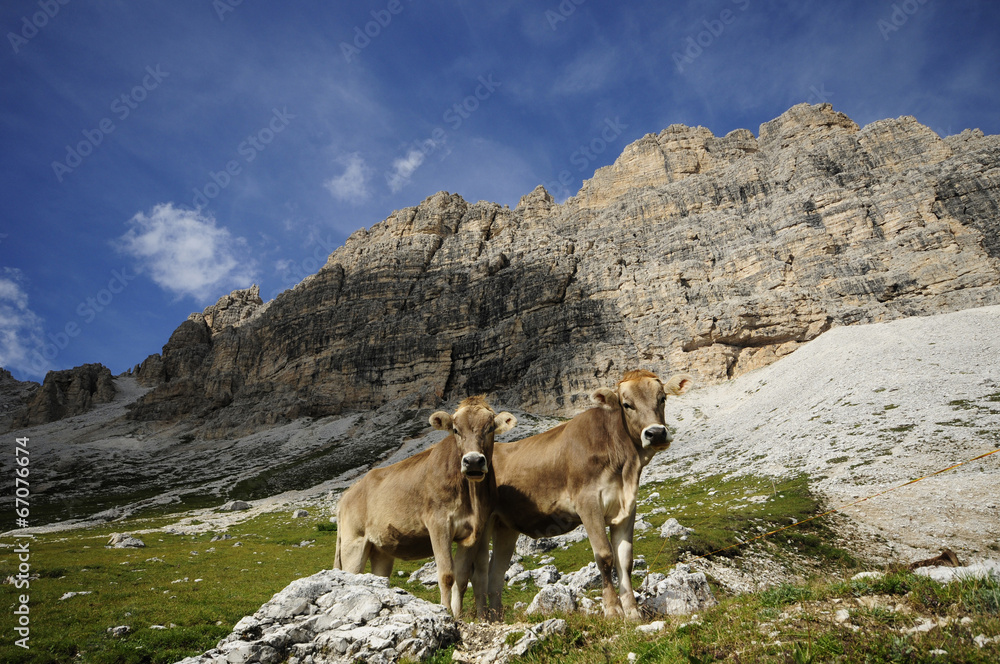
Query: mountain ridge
[{"left": 4, "top": 103, "right": 1000, "bottom": 441}]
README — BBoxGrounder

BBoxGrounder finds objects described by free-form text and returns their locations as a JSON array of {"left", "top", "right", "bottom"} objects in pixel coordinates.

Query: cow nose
[
  {"left": 641, "top": 425, "right": 669, "bottom": 449},
  {"left": 461, "top": 452, "right": 488, "bottom": 477}
]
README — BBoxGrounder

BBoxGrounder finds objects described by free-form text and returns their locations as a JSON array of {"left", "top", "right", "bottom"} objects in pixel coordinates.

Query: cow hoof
[{"left": 603, "top": 605, "right": 625, "bottom": 619}]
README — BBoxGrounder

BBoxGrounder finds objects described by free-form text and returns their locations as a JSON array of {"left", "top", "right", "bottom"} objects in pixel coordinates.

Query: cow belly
[
  {"left": 510, "top": 511, "right": 582, "bottom": 539},
  {"left": 370, "top": 524, "right": 434, "bottom": 560}
]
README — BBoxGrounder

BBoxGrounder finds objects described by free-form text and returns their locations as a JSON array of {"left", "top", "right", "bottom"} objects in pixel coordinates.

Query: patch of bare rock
[
  {"left": 175, "top": 561, "right": 721, "bottom": 664},
  {"left": 176, "top": 570, "right": 458, "bottom": 664}
]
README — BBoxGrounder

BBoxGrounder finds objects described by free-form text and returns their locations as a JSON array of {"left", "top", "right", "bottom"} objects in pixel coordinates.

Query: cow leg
[
  {"left": 579, "top": 505, "right": 625, "bottom": 618},
  {"left": 487, "top": 521, "right": 519, "bottom": 621},
  {"left": 337, "top": 535, "right": 371, "bottom": 574},
  {"left": 452, "top": 543, "right": 475, "bottom": 620},
  {"left": 369, "top": 548, "right": 394, "bottom": 577},
  {"left": 610, "top": 518, "right": 641, "bottom": 621},
  {"left": 429, "top": 526, "right": 458, "bottom": 618},
  {"left": 469, "top": 524, "right": 494, "bottom": 621}
]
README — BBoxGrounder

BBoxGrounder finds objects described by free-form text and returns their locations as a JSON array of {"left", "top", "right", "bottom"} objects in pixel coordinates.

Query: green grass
[
  {"left": 9, "top": 472, "right": 999, "bottom": 663},
  {"left": 0, "top": 512, "right": 342, "bottom": 663},
  {"left": 503, "top": 572, "right": 1000, "bottom": 663}
]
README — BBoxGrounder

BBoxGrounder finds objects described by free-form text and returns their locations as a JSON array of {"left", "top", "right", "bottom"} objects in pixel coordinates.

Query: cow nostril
[
  {"left": 462, "top": 453, "right": 487, "bottom": 470},
  {"left": 642, "top": 425, "right": 668, "bottom": 447}
]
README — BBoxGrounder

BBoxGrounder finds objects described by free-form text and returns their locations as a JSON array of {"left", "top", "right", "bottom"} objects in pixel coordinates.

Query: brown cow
[
  {"left": 486, "top": 370, "right": 691, "bottom": 621},
  {"left": 334, "top": 396, "right": 516, "bottom": 619}
]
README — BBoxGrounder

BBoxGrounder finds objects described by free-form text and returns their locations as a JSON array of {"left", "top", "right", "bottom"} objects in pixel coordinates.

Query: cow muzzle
[
  {"left": 641, "top": 425, "right": 670, "bottom": 450},
  {"left": 461, "top": 452, "right": 488, "bottom": 481}
]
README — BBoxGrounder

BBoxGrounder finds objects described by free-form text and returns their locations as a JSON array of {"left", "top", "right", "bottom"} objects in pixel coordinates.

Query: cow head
[
  {"left": 592, "top": 370, "right": 692, "bottom": 451},
  {"left": 429, "top": 396, "right": 517, "bottom": 482}
]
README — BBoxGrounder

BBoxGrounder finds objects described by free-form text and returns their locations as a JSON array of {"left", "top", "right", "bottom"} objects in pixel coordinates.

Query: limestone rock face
[
  {"left": 14, "top": 363, "right": 115, "bottom": 427},
  {"left": 176, "top": 570, "right": 459, "bottom": 664},
  {"left": 0, "top": 368, "right": 38, "bottom": 428},
  {"left": 188, "top": 284, "right": 265, "bottom": 335},
  {"left": 120, "top": 104, "right": 1000, "bottom": 435}
]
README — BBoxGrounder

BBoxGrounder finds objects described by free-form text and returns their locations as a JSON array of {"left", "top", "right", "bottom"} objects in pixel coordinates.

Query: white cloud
[
  {"left": 552, "top": 48, "right": 620, "bottom": 96},
  {"left": 115, "top": 203, "right": 257, "bottom": 302},
  {"left": 386, "top": 148, "right": 430, "bottom": 193},
  {"left": 324, "top": 152, "right": 372, "bottom": 204},
  {"left": 0, "top": 268, "right": 47, "bottom": 380}
]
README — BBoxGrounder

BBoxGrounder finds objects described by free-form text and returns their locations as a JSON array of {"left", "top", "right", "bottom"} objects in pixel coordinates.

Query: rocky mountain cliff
[
  {"left": 118, "top": 103, "right": 1000, "bottom": 438},
  {"left": 8, "top": 104, "right": 1000, "bottom": 439}
]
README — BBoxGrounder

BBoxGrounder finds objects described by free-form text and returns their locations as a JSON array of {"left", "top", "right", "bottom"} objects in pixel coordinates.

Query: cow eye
[{"left": 622, "top": 402, "right": 635, "bottom": 410}]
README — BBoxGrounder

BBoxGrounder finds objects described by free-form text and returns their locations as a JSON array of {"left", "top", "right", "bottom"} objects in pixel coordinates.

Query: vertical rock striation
[
  {"left": 116, "top": 104, "right": 1000, "bottom": 435},
  {"left": 14, "top": 363, "right": 116, "bottom": 427}
]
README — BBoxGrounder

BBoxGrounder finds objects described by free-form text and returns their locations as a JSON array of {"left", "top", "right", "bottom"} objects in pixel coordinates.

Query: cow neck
[
  {"left": 439, "top": 433, "right": 496, "bottom": 533},
  {"left": 613, "top": 401, "right": 660, "bottom": 471},
  {"left": 594, "top": 405, "right": 638, "bottom": 474}
]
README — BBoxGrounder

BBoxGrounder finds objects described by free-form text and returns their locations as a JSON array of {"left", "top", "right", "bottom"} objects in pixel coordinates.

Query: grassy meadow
[{"left": 2, "top": 473, "right": 998, "bottom": 663}]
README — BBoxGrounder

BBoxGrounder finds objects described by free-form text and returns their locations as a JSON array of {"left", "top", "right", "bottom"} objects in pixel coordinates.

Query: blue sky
[{"left": 2, "top": 0, "right": 998, "bottom": 383}]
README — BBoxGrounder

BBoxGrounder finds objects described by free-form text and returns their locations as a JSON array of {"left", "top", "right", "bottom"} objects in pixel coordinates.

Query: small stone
[
  {"left": 526, "top": 584, "right": 577, "bottom": 616},
  {"left": 636, "top": 565, "right": 717, "bottom": 616},
  {"left": 293, "top": 509, "right": 309, "bottom": 518},
  {"left": 659, "top": 518, "right": 693, "bottom": 539},
  {"left": 531, "top": 564, "right": 562, "bottom": 587},
  {"left": 408, "top": 561, "right": 439, "bottom": 587},
  {"left": 903, "top": 618, "right": 937, "bottom": 634},
  {"left": 222, "top": 500, "right": 251, "bottom": 512},
  {"left": 107, "top": 533, "right": 145, "bottom": 548},
  {"left": 107, "top": 625, "right": 131, "bottom": 637},
  {"left": 834, "top": 609, "right": 851, "bottom": 623},
  {"left": 636, "top": 620, "right": 666, "bottom": 634}
]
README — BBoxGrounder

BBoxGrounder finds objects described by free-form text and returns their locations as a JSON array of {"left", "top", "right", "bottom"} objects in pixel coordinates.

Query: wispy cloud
[
  {"left": 552, "top": 47, "right": 620, "bottom": 96},
  {"left": 325, "top": 152, "right": 372, "bottom": 204},
  {"left": 114, "top": 203, "right": 257, "bottom": 303},
  {"left": 0, "top": 268, "right": 47, "bottom": 379},
  {"left": 386, "top": 147, "right": 433, "bottom": 193}
]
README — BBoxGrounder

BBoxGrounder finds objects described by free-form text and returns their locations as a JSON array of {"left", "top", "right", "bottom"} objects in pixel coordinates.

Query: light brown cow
[
  {"left": 334, "top": 396, "right": 516, "bottom": 619},
  {"left": 486, "top": 370, "right": 691, "bottom": 621}
]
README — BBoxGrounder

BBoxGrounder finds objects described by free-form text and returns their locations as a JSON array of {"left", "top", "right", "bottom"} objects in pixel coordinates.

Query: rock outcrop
[
  {"left": 177, "top": 569, "right": 459, "bottom": 664},
  {"left": 636, "top": 564, "right": 718, "bottom": 616},
  {"left": 0, "top": 368, "right": 38, "bottom": 429},
  {"left": 38, "top": 104, "right": 1000, "bottom": 436},
  {"left": 13, "top": 363, "right": 116, "bottom": 427}
]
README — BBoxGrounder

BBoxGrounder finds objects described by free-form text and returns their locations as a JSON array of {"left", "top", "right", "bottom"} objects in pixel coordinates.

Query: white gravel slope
[{"left": 648, "top": 304, "right": 1000, "bottom": 564}]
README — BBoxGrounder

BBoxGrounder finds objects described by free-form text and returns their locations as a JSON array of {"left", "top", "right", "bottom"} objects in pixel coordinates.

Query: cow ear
[
  {"left": 591, "top": 387, "right": 620, "bottom": 409},
  {"left": 429, "top": 411, "right": 453, "bottom": 431},
  {"left": 494, "top": 412, "right": 517, "bottom": 435},
  {"left": 663, "top": 374, "right": 693, "bottom": 396}
]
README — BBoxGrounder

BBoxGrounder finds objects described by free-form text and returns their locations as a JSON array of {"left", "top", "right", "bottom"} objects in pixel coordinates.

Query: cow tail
[{"left": 334, "top": 517, "right": 342, "bottom": 570}]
